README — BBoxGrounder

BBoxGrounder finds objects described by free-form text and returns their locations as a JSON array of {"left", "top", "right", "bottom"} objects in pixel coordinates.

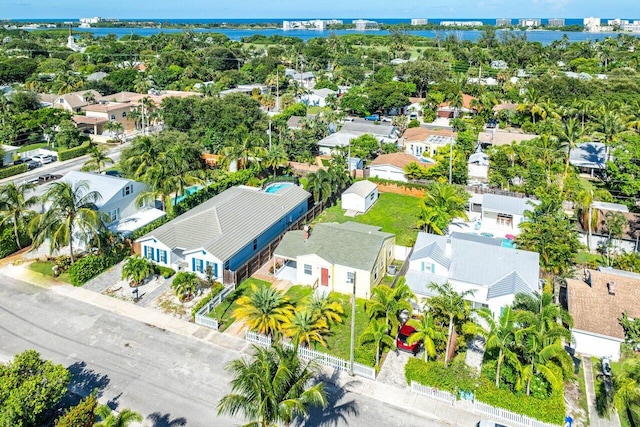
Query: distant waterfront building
[
  {"left": 584, "top": 17, "right": 601, "bottom": 32},
  {"left": 79, "top": 17, "right": 101, "bottom": 24},
  {"left": 548, "top": 18, "right": 565, "bottom": 27},
  {"left": 608, "top": 18, "right": 629, "bottom": 26},
  {"left": 283, "top": 20, "right": 327, "bottom": 31},
  {"left": 440, "top": 20, "right": 483, "bottom": 27},
  {"left": 353, "top": 19, "right": 380, "bottom": 30},
  {"left": 622, "top": 21, "right": 640, "bottom": 32},
  {"left": 496, "top": 18, "right": 511, "bottom": 27},
  {"left": 411, "top": 19, "right": 428, "bottom": 26},
  {"left": 518, "top": 18, "right": 542, "bottom": 27}
]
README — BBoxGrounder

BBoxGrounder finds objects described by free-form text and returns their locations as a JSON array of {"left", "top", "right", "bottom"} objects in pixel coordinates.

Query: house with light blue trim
[{"left": 135, "top": 184, "right": 310, "bottom": 281}]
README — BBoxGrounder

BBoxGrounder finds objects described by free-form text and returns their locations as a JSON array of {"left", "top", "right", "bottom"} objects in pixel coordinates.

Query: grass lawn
[
  {"left": 575, "top": 251, "right": 605, "bottom": 268},
  {"left": 307, "top": 106, "right": 331, "bottom": 115},
  {"left": 28, "top": 261, "right": 71, "bottom": 283},
  {"left": 284, "top": 284, "right": 313, "bottom": 304},
  {"left": 316, "top": 192, "right": 422, "bottom": 246},
  {"left": 208, "top": 277, "right": 271, "bottom": 331},
  {"left": 18, "top": 142, "right": 50, "bottom": 153}
]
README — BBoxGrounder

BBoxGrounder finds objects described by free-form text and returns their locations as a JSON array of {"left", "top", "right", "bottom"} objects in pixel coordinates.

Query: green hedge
[
  {"left": 0, "top": 163, "right": 28, "bottom": 179},
  {"left": 68, "top": 254, "right": 114, "bottom": 286},
  {"left": 0, "top": 226, "right": 31, "bottom": 259},
  {"left": 155, "top": 265, "right": 175, "bottom": 279},
  {"left": 191, "top": 282, "right": 225, "bottom": 318},
  {"left": 404, "top": 357, "right": 477, "bottom": 394},
  {"left": 475, "top": 376, "right": 565, "bottom": 424},
  {"left": 58, "top": 142, "right": 90, "bottom": 161}
]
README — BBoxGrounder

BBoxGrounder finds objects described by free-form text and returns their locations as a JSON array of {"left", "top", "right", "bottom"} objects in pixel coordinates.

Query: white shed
[{"left": 341, "top": 180, "right": 378, "bottom": 214}]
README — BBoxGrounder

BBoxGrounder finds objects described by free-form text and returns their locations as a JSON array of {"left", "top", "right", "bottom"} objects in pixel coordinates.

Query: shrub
[
  {"left": 408, "top": 119, "right": 421, "bottom": 128},
  {"left": 0, "top": 225, "right": 31, "bottom": 259},
  {"left": 130, "top": 216, "right": 170, "bottom": 240},
  {"left": 54, "top": 255, "right": 72, "bottom": 273},
  {"left": 191, "top": 282, "right": 225, "bottom": 318},
  {"left": 404, "top": 357, "right": 477, "bottom": 394},
  {"left": 0, "top": 163, "right": 28, "bottom": 179},
  {"left": 155, "top": 265, "right": 175, "bottom": 279},
  {"left": 58, "top": 141, "right": 90, "bottom": 161},
  {"left": 68, "top": 255, "right": 113, "bottom": 286},
  {"left": 171, "top": 271, "right": 199, "bottom": 301}
]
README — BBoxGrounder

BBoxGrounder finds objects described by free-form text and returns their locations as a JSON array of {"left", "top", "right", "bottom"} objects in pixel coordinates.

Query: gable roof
[
  {"left": 59, "top": 171, "right": 137, "bottom": 208},
  {"left": 343, "top": 180, "right": 377, "bottom": 198},
  {"left": 569, "top": 142, "right": 607, "bottom": 169},
  {"left": 84, "top": 102, "right": 132, "bottom": 113},
  {"left": 317, "top": 131, "right": 360, "bottom": 149},
  {"left": 487, "top": 271, "right": 533, "bottom": 298},
  {"left": 275, "top": 222, "right": 394, "bottom": 271},
  {"left": 369, "top": 153, "right": 419, "bottom": 170},
  {"left": 482, "top": 194, "right": 537, "bottom": 216},
  {"left": 402, "top": 127, "right": 456, "bottom": 142},
  {"left": 439, "top": 93, "right": 477, "bottom": 110},
  {"left": 312, "top": 88, "right": 336, "bottom": 98},
  {"left": 411, "top": 241, "right": 452, "bottom": 269},
  {"left": 341, "top": 121, "right": 397, "bottom": 137},
  {"left": 138, "top": 185, "right": 310, "bottom": 262}
]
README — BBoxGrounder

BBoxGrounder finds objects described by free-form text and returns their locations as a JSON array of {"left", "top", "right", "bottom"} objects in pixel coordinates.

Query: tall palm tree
[
  {"left": 428, "top": 282, "right": 476, "bottom": 365},
  {"left": 406, "top": 311, "right": 445, "bottom": 362},
  {"left": 305, "top": 169, "right": 333, "bottom": 205},
  {"left": 103, "top": 121, "right": 125, "bottom": 142},
  {"left": 365, "top": 280, "right": 414, "bottom": 336},
  {"left": 517, "top": 87, "right": 541, "bottom": 124},
  {"left": 360, "top": 319, "right": 395, "bottom": 367},
  {"left": 232, "top": 284, "right": 294, "bottom": 338},
  {"left": 555, "top": 117, "right": 585, "bottom": 193},
  {"left": 82, "top": 145, "right": 114, "bottom": 173},
  {"left": 416, "top": 183, "right": 468, "bottom": 235},
  {"left": 262, "top": 144, "right": 289, "bottom": 179},
  {"left": 29, "top": 181, "right": 104, "bottom": 263},
  {"left": 282, "top": 310, "right": 328, "bottom": 348},
  {"left": 95, "top": 405, "right": 142, "bottom": 427},
  {"left": 217, "top": 343, "right": 327, "bottom": 427},
  {"left": 0, "top": 181, "right": 38, "bottom": 250},
  {"left": 475, "top": 306, "right": 521, "bottom": 387}
]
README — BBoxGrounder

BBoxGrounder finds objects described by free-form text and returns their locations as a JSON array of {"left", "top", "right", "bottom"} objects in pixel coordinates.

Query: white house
[
  {"left": 136, "top": 184, "right": 310, "bottom": 282},
  {"left": 2, "top": 144, "right": 20, "bottom": 166},
  {"left": 368, "top": 153, "right": 421, "bottom": 182},
  {"left": 468, "top": 150, "right": 489, "bottom": 181},
  {"left": 341, "top": 180, "right": 378, "bottom": 214},
  {"left": 405, "top": 232, "right": 541, "bottom": 318},
  {"left": 479, "top": 194, "right": 538, "bottom": 234},
  {"left": 569, "top": 142, "right": 608, "bottom": 177},
  {"left": 302, "top": 88, "right": 336, "bottom": 107},
  {"left": 274, "top": 222, "right": 395, "bottom": 299},
  {"left": 55, "top": 171, "right": 165, "bottom": 236},
  {"left": 567, "top": 268, "right": 640, "bottom": 361}
]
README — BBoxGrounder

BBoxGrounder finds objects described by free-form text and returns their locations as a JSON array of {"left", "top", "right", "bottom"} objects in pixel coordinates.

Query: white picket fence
[
  {"left": 245, "top": 332, "right": 377, "bottom": 380},
  {"left": 410, "top": 381, "right": 456, "bottom": 406},
  {"left": 194, "top": 285, "right": 235, "bottom": 331},
  {"left": 474, "top": 401, "right": 561, "bottom": 427}
]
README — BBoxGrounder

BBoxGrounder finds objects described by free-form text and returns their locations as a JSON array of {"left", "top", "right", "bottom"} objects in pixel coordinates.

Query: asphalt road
[{"left": 0, "top": 275, "right": 448, "bottom": 427}]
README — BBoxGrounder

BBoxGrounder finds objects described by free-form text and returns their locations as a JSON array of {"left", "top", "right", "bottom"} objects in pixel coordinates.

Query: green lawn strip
[
  {"left": 575, "top": 251, "right": 605, "bottom": 267},
  {"left": 316, "top": 192, "right": 422, "bottom": 247},
  {"left": 284, "top": 284, "right": 313, "bottom": 304},
  {"left": 18, "top": 142, "right": 50, "bottom": 153},
  {"left": 575, "top": 361, "right": 590, "bottom": 422},
  {"left": 28, "top": 261, "right": 71, "bottom": 283},
  {"left": 208, "top": 277, "right": 271, "bottom": 331}
]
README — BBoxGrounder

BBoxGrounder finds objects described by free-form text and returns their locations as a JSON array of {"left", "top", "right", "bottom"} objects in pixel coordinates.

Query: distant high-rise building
[
  {"left": 496, "top": 18, "right": 511, "bottom": 27},
  {"left": 548, "top": 18, "right": 565, "bottom": 27},
  {"left": 608, "top": 18, "right": 629, "bottom": 26},
  {"left": 440, "top": 20, "right": 483, "bottom": 27},
  {"left": 584, "top": 17, "right": 601, "bottom": 32},
  {"left": 411, "top": 19, "right": 428, "bottom": 26},
  {"left": 353, "top": 19, "right": 380, "bottom": 31},
  {"left": 518, "top": 18, "right": 542, "bottom": 27}
]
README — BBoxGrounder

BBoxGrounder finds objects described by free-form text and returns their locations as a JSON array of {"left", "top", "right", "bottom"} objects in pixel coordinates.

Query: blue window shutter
[
  {"left": 431, "top": 263, "right": 435, "bottom": 273},
  {"left": 162, "top": 250, "right": 167, "bottom": 263},
  {"left": 143, "top": 246, "right": 147, "bottom": 259},
  {"left": 150, "top": 247, "right": 155, "bottom": 261},
  {"left": 191, "top": 258, "right": 195, "bottom": 271},
  {"left": 214, "top": 263, "right": 218, "bottom": 277},
  {"left": 421, "top": 261, "right": 425, "bottom": 272}
]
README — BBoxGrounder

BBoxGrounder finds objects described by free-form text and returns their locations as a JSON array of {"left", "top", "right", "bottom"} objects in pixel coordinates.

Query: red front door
[{"left": 321, "top": 268, "right": 329, "bottom": 286}]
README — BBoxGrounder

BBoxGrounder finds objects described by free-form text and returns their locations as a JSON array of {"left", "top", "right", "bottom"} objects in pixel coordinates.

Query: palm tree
[
  {"left": 305, "top": 169, "right": 333, "bottom": 205},
  {"left": 262, "top": 144, "right": 289, "bottom": 179},
  {"left": 359, "top": 319, "right": 395, "bottom": 367},
  {"left": 555, "top": 117, "right": 585, "bottom": 193},
  {"left": 103, "top": 121, "right": 125, "bottom": 142},
  {"left": 406, "top": 311, "right": 445, "bottom": 362},
  {"left": 282, "top": 310, "right": 328, "bottom": 348},
  {"left": 95, "top": 405, "right": 142, "bottom": 427},
  {"left": 428, "top": 282, "right": 476, "bottom": 365},
  {"left": 306, "top": 293, "right": 344, "bottom": 327},
  {"left": 217, "top": 343, "right": 327, "bottom": 427},
  {"left": 517, "top": 87, "right": 542, "bottom": 124},
  {"left": 82, "top": 145, "right": 114, "bottom": 173},
  {"left": 171, "top": 272, "right": 199, "bottom": 301},
  {"left": 416, "top": 183, "right": 468, "bottom": 235},
  {"left": 29, "top": 181, "right": 104, "bottom": 263},
  {"left": 221, "top": 135, "right": 266, "bottom": 171},
  {"left": 365, "top": 280, "right": 414, "bottom": 336},
  {"left": 121, "top": 255, "right": 154, "bottom": 287},
  {"left": 0, "top": 181, "right": 38, "bottom": 250},
  {"left": 475, "top": 307, "right": 521, "bottom": 387},
  {"left": 232, "top": 284, "right": 294, "bottom": 338},
  {"left": 614, "top": 358, "right": 640, "bottom": 424}
]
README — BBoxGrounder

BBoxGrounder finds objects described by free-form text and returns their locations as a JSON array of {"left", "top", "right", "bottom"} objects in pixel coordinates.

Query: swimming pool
[
  {"left": 264, "top": 183, "right": 294, "bottom": 194},
  {"left": 172, "top": 185, "right": 204, "bottom": 205}
]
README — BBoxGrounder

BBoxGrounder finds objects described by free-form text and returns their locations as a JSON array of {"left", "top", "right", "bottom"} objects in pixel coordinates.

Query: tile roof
[
  {"left": 343, "top": 180, "right": 377, "bottom": 198},
  {"left": 274, "top": 222, "right": 394, "bottom": 271},
  {"left": 83, "top": 102, "right": 132, "bottom": 113},
  {"left": 567, "top": 269, "right": 640, "bottom": 339},
  {"left": 369, "top": 153, "right": 419, "bottom": 169},
  {"left": 138, "top": 185, "right": 310, "bottom": 262}
]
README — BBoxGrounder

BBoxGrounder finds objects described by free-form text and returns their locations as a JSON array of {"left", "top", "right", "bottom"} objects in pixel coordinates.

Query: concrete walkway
[
  {"left": 583, "top": 356, "right": 621, "bottom": 427},
  {"left": 376, "top": 350, "right": 412, "bottom": 389}
]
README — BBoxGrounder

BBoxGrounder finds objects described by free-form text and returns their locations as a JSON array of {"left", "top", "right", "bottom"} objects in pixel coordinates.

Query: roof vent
[{"left": 607, "top": 281, "right": 616, "bottom": 295}]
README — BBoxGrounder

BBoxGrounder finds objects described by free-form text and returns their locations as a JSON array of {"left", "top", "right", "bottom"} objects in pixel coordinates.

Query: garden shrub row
[
  {"left": 154, "top": 265, "right": 175, "bottom": 279},
  {"left": 404, "top": 357, "right": 477, "bottom": 394},
  {"left": 58, "top": 142, "right": 90, "bottom": 161},
  {"left": 0, "top": 226, "right": 30, "bottom": 258},
  {"left": 0, "top": 163, "right": 28, "bottom": 179},
  {"left": 191, "top": 282, "right": 225, "bottom": 319},
  {"left": 68, "top": 254, "right": 114, "bottom": 286}
]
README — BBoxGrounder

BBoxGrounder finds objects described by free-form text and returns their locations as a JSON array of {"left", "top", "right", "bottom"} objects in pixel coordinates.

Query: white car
[{"left": 31, "top": 154, "right": 56, "bottom": 165}]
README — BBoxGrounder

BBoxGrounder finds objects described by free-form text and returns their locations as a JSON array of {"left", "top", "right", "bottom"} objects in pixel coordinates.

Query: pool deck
[{"left": 450, "top": 212, "right": 522, "bottom": 241}]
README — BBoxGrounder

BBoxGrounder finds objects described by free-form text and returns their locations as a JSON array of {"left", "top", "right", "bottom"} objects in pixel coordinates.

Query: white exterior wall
[
  {"left": 183, "top": 249, "right": 223, "bottom": 280},
  {"left": 341, "top": 193, "right": 366, "bottom": 213},
  {"left": 138, "top": 238, "right": 173, "bottom": 268},
  {"left": 370, "top": 165, "right": 407, "bottom": 182},
  {"left": 296, "top": 253, "right": 333, "bottom": 286},
  {"left": 468, "top": 164, "right": 489, "bottom": 180},
  {"left": 100, "top": 180, "right": 148, "bottom": 225},
  {"left": 481, "top": 210, "right": 524, "bottom": 231},
  {"left": 572, "top": 329, "right": 622, "bottom": 361},
  {"left": 409, "top": 256, "right": 449, "bottom": 276},
  {"left": 332, "top": 264, "right": 372, "bottom": 299}
]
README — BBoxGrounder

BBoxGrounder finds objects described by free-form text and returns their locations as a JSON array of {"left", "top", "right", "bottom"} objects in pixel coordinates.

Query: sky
[{"left": 4, "top": 0, "right": 640, "bottom": 20}]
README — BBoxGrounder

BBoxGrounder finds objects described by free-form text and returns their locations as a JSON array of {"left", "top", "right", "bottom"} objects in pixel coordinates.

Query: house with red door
[{"left": 273, "top": 222, "right": 395, "bottom": 299}]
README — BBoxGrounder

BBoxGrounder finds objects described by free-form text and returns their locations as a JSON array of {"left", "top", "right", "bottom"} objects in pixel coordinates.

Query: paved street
[{"left": 0, "top": 275, "right": 453, "bottom": 426}]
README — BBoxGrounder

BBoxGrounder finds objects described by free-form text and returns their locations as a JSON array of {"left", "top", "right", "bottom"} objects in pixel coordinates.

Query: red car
[{"left": 396, "top": 322, "right": 419, "bottom": 355}]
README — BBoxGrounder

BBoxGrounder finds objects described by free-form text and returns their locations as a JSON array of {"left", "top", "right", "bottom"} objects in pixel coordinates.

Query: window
[
  {"left": 346, "top": 271, "right": 355, "bottom": 284},
  {"left": 304, "top": 264, "right": 312, "bottom": 275},
  {"left": 253, "top": 239, "right": 258, "bottom": 251},
  {"left": 206, "top": 261, "right": 219, "bottom": 278},
  {"left": 122, "top": 185, "right": 132, "bottom": 196},
  {"left": 374, "top": 268, "right": 378, "bottom": 280},
  {"left": 108, "top": 208, "right": 119, "bottom": 222},
  {"left": 421, "top": 261, "right": 435, "bottom": 273},
  {"left": 192, "top": 258, "right": 204, "bottom": 273},
  {"left": 370, "top": 193, "right": 375, "bottom": 201},
  {"left": 110, "top": 114, "right": 116, "bottom": 120},
  {"left": 144, "top": 246, "right": 154, "bottom": 260},
  {"left": 158, "top": 250, "right": 167, "bottom": 264},
  {"left": 122, "top": 111, "right": 127, "bottom": 118}
]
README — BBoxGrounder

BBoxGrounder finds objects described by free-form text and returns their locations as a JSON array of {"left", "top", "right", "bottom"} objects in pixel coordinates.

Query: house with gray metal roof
[
  {"left": 136, "top": 184, "right": 310, "bottom": 281},
  {"left": 569, "top": 142, "right": 608, "bottom": 177},
  {"left": 405, "top": 232, "right": 540, "bottom": 318},
  {"left": 273, "top": 222, "right": 395, "bottom": 298},
  {"left": 479, "top": 194, "right": 538, "bottom": 234},
  {"left": 341, "top": 180, "right": 378, "bottom": 215}
]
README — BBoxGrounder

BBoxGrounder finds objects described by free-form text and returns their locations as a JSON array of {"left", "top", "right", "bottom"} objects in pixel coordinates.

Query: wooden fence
[
  {"left": 245, "top": 332, "right": 376, "bottom": 380},
  {"left": 223, "top": 202, "right": 325, "bottom": 286}
]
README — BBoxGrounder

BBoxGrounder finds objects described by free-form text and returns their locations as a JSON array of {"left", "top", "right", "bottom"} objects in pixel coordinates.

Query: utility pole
[
  {"left": 448, "top": 141, "right": 454, "bottom": 185},
  {"left": 268, "top": 120, "right": 272, "bottom": 150},
  {"left": 349, "top": 271, "right": 356, "bottom": 376}
]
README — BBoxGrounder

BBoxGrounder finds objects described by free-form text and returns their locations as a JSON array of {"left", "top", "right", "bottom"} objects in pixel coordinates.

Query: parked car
[
  {"left": 486, "top": 118, "right": 498, "bottom": 129},
  {"left": 477, "top": 421, "right": 511, "bottom": 427},
  {"left": 31, "top": 154, "right": 56, "bottom": 165},
  {"left": 37, "top": 174, "right": 62, "bottom": 184},
  {"left": 17, "top": 157, "right": 41, "bottom": 170},
  {"left": 396, "top": 322, "right": 419, "bottom": 355},
  {"left": 365, "top": 114, "right": 380, "bottom": 121}
]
